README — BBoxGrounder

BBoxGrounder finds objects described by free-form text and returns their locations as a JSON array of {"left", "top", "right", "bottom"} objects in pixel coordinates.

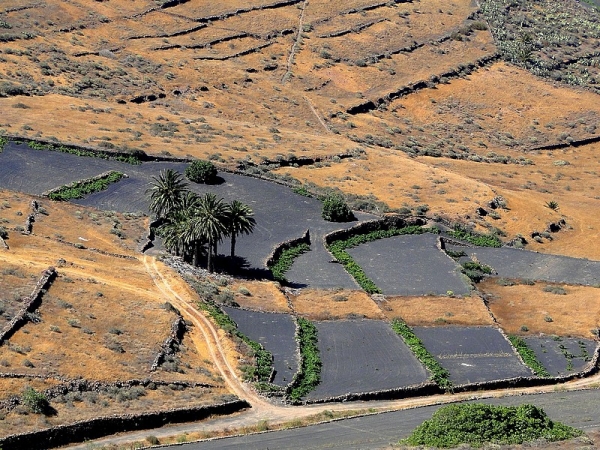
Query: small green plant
[
  {"left": 21, "top": 387, "right": 49, "bottom": 414},
  {"left": 545, "top": 200, "right": 560, "bottom": 211},
  {"left": 508, "top": 335, "right": 551, "bottom": 377},
  {"left": 185, "top": 160, "right": 218, "bottom": 184},
  {"left": 391, "top": 318, "right": 452, "bottom": 390},
  {"left": 543, "top": 285, "right": 567, "bottom": 295},
  {"left": 402, "top": 403, "right": 582, "bottom": 447},
  {"left": 321, "top": 193, "right": 355, "bottom": 222},
  {"left": 461, "top": 261, "right": 493, "bottom": 283},
  {"left": 146, "top": 435, "right": 160, "bottom": 445},
  {"left": 288, "top": 318, "right": 321, "bottom": 401},
  {"left": 448, "top": 225, "right": 503, "bottom": 247}
]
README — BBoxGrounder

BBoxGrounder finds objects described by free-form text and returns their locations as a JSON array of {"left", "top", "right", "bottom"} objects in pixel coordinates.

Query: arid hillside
[{"left": 0, "top": 0, "right": 599, "bottom": 259}]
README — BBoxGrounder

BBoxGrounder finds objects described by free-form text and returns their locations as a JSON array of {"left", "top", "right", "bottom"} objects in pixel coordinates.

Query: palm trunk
[
  {"left": 230, "top": 233, "right": 236, "bottom": 259},
  {"left": 207, "top": 238, "right": 213, "bottom": 272}
]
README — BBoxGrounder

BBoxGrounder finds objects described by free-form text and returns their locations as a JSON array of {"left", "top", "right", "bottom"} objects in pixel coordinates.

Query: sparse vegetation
[
  {"left": 48, "top": 171, "right": 125, "bottom": 201},
  {"left": 508, "top": 335, "right": 551, "bottom": 378},
  {"left": 448, "top": 225, "right": 503, "bottom": 248},
  {"left": 268, "top": 243, "right": 310, "bottom": 283},
  {"left": 288, "top": 318, "right": 321, "bottom": 402}
]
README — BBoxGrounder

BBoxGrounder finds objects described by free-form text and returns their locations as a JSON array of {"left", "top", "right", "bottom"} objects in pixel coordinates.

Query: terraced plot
[
  {"left": 346, "top": 234, "right": 470, "bottom": 296},
  {"left": 413, "top": 326, "right": 532, "bottom": 386},
  {"left": 523, "top": 336, "right": 597, "bottom": 378},
  {"left": 221, "top": 306, "right": 298, "bottom": 386},
  {"left": 446, "top": 244, "right": 600, "bottom": 286},
  {"left": 307, "top": 320, "right": 429, "bottom": 400}
]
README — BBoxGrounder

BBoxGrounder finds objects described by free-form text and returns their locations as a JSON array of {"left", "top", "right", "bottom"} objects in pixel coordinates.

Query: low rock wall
[
  {"left": 0, "top": 400, "right": 250, "bottom": 450},
  {"left": 265, "top": 229, "right": 311, "bottom": 268}
]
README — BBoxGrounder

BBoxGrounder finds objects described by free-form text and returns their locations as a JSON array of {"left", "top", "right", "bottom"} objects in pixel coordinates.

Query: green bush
[
  {"left": 27, "top": 140, "right": 142, "bottom": 164},
  {"left": 403, "top": 403, "right": 582, "bottom": 448},
  {"left": 391, "top": 319, "right": 452, "bottom": 390},
  {"left": 448, "top": 226, "right": 503, "bottom": 247},
  {"left": 508, "top": 335, "right": 551, "bottom": 378},
  {"left": 288, "top": 318, "right": 321, "bottom": 402},
  {"left": 48, "top": 171, "right": 124, "bottom": 201},
  {"left": 461, "top": 261, "right": 493, "bottom": 283},
  {"left": 321, "top": 193, "right": 355, "bottom": 222},
  {"left": 268, "top": 243, "right": 310, "bottom": 283},
  {"left": 185, "top": 160, "right": 218, "bottom": 184},
  {"left": 21, "top": 387, "right": 49, "bottom": 414}
]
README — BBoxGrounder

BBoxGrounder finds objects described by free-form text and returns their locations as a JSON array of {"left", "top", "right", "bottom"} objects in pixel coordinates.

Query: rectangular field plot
[
  {"left": 413, "top": 326, "right": 532, "bottom": 385},
  {"left": 446, "top": 245, "right": 600, "bottom": 286},
  {"left": 306, "top": 320, "right": 428, "bottom": 400},
  {"left": 222, "top": 306, "right": 298, "bottom": 386},
  {"left": 346, "top": 234, "right": 470, "bottom": 296},
  {"left": 524, "top": 336, "right": 597, "bottom": 377}
]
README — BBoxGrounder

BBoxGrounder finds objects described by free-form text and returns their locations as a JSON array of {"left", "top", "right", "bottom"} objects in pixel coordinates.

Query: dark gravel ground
[
  {"left": 446, "top": 244, "right": 600, "bottom": 286},
  {"left": 221, "top": 306, "right": 298, "bottom": 386},
  {"left": 347, "top": 234, "right": 471, "bottom": 296},
  {"left": 413, "top": 326, "right": 533, "bottom": 385},
  {"left": 307, "top": 320, "right": 429, "bottom": 400},
  {"left": 524, "top": 336, "right": 597, "bottom": 377},
  {"left": 0, "top": 143, "right": 130, "bottom": 194}
]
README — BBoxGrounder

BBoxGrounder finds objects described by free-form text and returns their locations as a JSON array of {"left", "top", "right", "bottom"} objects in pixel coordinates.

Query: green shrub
[
  {"left": 26, "top": 140, "right": 142, "bottom": 164},
  {"left": 268, "top": 243, "right": 310, "bottom": 283},
  {"left": 48, "top": 171, "right": 124, "bottom": 201},
  {"left": 448, "top": 225, "right": 503, "bottom": 247},
  {"left": 288, "top": 318, "right": 321, "bottom": 401},
  {"left": 391, "top": 319, "right": 452, "bottom": 390},
  {"left": 185, "top": 160, "right": 218, "bottom": 184},
  {"left": 461, "top": 261, "right": 493, "bottom": 283},
  {"left": 21, "top": 387, "right": 49, "bottom": 414},
  {"left": 321, "top": 193, "right": 355, "bottom": 222},
  {"left": 508, "top": 335, "right": 551, "bottom": 378},
  {"left": 402, "top": 403, "right": 582, "bottom": 448}
]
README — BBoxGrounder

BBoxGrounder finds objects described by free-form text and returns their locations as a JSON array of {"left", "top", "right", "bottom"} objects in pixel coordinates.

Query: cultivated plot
[
  {"left": 221, "top": 306, "right": 298, "bottom": 386},
  {"left": 413, "top": 326, "right": 532, "bottom": 385},
  {"left": 346, "top": 234, "right": 470, "bottom": 296},
  {"left": 523, "top": 336, "right": 597, "bottom": 377},
  {"left": 307, "top": 320, "right": 429, "bottom": 400},
  {"left": 446, "top": 244, "right": 600, "bottom": 286}
]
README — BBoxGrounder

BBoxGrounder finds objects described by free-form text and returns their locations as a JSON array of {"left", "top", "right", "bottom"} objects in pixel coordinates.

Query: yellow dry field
[
  {"left": 481, "top": 278, "right": 600, "bottom": 338},
  {"left": 289, "top": 289, "right": 385, "bottom": 321},
  {"left": 228, "top": 280, "right": 291, "bottom": 313},
  {"left": 0, "top": 193, "right": 234, "bottom": 436},
  {"left": 379, "top": 295, "right": 493, "bottom": 327}
]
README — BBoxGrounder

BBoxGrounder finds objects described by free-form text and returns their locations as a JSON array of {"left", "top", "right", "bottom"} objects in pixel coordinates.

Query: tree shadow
[{"left": 215, "top": 255, "right": 274, "bottom": 280}]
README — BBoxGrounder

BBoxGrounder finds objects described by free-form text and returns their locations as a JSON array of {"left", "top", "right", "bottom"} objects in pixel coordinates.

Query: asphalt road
[{"left": 177, "top": 389, "right": 600, "bottom": 449}]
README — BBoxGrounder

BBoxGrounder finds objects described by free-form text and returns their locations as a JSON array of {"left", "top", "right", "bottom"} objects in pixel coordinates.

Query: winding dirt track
[{"left": 65, "top": 255, "right": 600, "bottom": 449}]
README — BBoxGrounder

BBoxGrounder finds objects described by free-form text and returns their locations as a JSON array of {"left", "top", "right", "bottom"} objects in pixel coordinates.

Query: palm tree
[
  {"left": 191, "top": 193, "right": 228, "bottom": 272},
  {"left": 225, "top": 200, "right": 256, "bottom": 259},
  {"left": 146, "top": 169, "right": 188, "bottom": 219}
]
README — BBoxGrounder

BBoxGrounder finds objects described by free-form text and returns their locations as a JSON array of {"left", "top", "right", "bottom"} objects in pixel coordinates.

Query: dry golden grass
[
  {"left": 379, "top": 295, "right": 493, "bottom": 327},
  {"left": 289, "top": 289, "right": 385, "bottom": 321},
  {"left": 228, "top": 280, "right": 291, "bottom": 313},
  {"left": 481, "top": 278, "right": 600, "bottom": 338}
]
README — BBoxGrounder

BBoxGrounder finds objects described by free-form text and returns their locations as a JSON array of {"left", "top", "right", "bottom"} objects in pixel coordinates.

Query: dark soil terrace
[
  {"left": 524, "top": 336, "right": 597, "bottom": 378},
  {"left": 306, "top": 320, "right": 429, "bottom": 400},
  {"left": 412, "top": 326, "right": 533, "bottom": 385},
  {"left": 446, "top": 244, "right": 600, "bottom": 286},
  {"left": 221, "top": 306, "right": 298, "bottom": 387},
  {"left": 346, "top": 234, "right": 471, "bottom": 296}
]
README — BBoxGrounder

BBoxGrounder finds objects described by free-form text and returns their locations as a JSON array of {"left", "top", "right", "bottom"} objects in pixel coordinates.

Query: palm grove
[{"left": 147, "top": 161, "right": 256, "bottom": 272}]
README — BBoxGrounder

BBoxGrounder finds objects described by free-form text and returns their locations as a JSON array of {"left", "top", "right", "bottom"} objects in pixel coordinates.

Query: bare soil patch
[
  {"left": 380, "top": 295, "right": 493, "bottom": 327},
  {"left": 228, "top": 280, "right": 291, "bottom": 313},
  {"left": 289, "top": 289, "right": 384, "bottom": 321},
  {"left": 481, "top": 278, "right": 600, "bottom": 338}
]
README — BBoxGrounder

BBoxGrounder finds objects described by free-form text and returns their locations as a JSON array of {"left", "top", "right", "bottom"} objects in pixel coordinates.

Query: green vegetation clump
[
  {"left": 391, "top": 319, "right": 452, "bottom": 390},
  {"left": 48, "top": 171, "right": 124, "bottom": 201},
  {"left": 268, "top": 243, "right": 310, "bottom": 283},
  {"left": 288, "top": 317, "right": 321, "bottom": 402},
  {"left": 461, "top": 261, "right": 493, "bottom": 283},
  {"left": 27, "top": 140, "right": 142, "bottom": 164},
  {"left": 448, "top": 226, "right": 503, "bottom": 247},
  {"left": 21, "top": 387, "right": 49, "bottom": 414},
  {"left": 321, "top": 193, "right": 355, "bottom": 222},
  {"left": 0, "top": 135, "right": 7, "bottom": 151},
  {"left": 327, "top": 226, "right": 428, "bottom": 294},
  {"left": 508, "top": 335, "right": 551, "bottom": 378},
  {"left": 185, "top": 160, "right": 218, "bottom": 184},
  {"left": 403, "top": 403, "right": 582, "bottom": 448}
]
